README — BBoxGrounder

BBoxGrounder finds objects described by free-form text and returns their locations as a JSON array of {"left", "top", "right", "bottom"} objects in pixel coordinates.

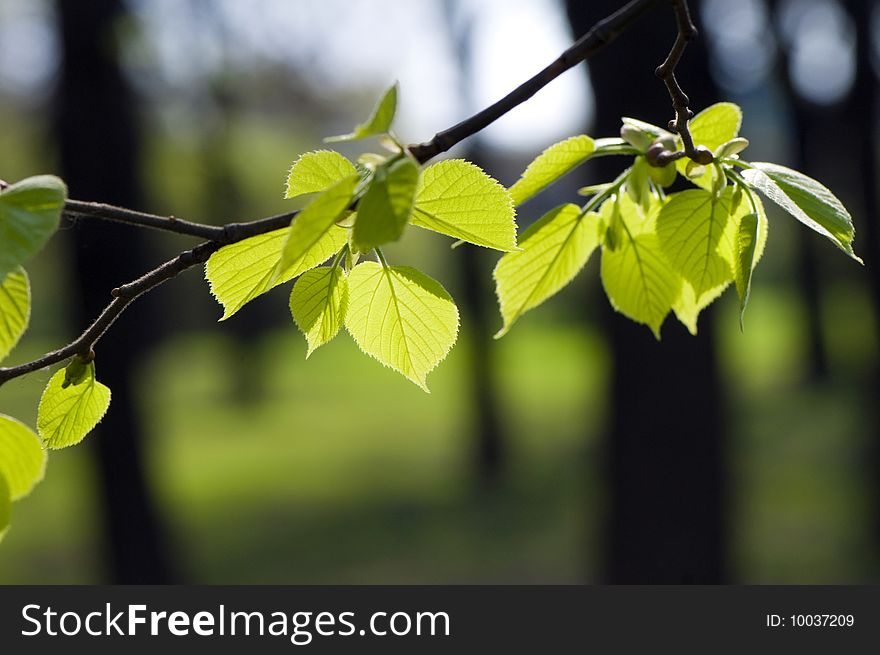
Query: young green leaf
[
  {"left": 741, "top": 162, "right": 860, "bottom": 261},
  {"left": 508, "top": 135, "right": 595, "bottom": 206},
  {"left": 276, "top": 175, "right": 359, "bottom": 279},
  {"left": 601, "top": 196, "right": 681, "bottom": 338},
  {"left": 734, "top": 212, "right": 760, "bottom": 327},
  {"left": 672, "top": 281, "right": 727, "bottom": 336},
  {"left": 0, "top": 175, "right": 67, "bottom": 281},
  {"left": 351, "top": 158, "right": 419, "bottom": 252},
  {"left": 494, "top": 204, "right": 600, "bottom": 337},
  {"left": 656, "top": 189, "right": 732, "bottom": 297},
  {"left": 285, "top": 150, "right": 358, "bottom": 199},
  {"left": 325, "top": 82, "right": 398, "bottom": 143},
  {"left": 677, "top": 103, "right": 742, "bottom": 190},
  {"left": 412, "top": 159, "right": 517, "bottom": 251},
  {"left": 0, "top": 473, "right": 10, "bottom": 543},
  {"left": 0, "top": 414, "right": 46, "bottom": 500},
  {"left": 38, "top": 361, "right": 111, "bottom": 449},
  {"left": 0, "top": 267, "right": 30, "bottom": 363},
  {"left": 290, "top": 265, "right": 349, "bottom": 357},
  {"left": 345, "top": 261, "right": 458, "bottom": 391},
  {"left": 206, "top": 225, "right": 348, "bottom": 320},
  {"left": 620, "top": 117, "right": 676, "bottom": 142}
]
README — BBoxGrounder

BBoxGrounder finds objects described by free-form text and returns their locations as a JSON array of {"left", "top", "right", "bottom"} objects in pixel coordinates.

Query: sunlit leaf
[
  {"left": 678, "top": 103, "right": 742, "bottom": 190},
  {"left": 734, "top": 212, "right": 760, "bottom": 327},
  {"left": 0, "top": 414, "right": 46, "bottom": 500},
  {"left": 325, "top": 82, "right": 398, "bottom": 143},
  {"left": 412, "top": 159, "right": 516, "bottom": 251},
  {"left": 0, "top": 267, "right": 29, "bottom": 363},
  {"left": 37, "top": 361, "right": 111, "bottom": 449},
  {"left": 290, "top": 265, "right": 349, "bottom": 357},
  {"left": 0, "top": 175, "right": 66, "bottom": 281},
  {"left": 345, "top": 261, "right": 458, "bottom": 391},
  {"left": 285, "top": 150, "right": 358, "bottom": 199},
  {"left": 508, "top": 135, "right": 595, "bottom": 206},
  {"left": 494, "top": 204, "right": 599, "bottom": 337},
  {"left": 352, "top": 158, "right": 419, "bottom": 252}
]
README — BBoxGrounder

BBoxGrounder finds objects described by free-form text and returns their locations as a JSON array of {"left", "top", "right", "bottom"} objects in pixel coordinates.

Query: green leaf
[
  {"left": 742, "top": 162, "right": 860, "bottom": 261},
  {"left": 508, "top": 135, "right": 595, "bottom": 206},
  {"left": 206, "top": 225, "right": 348, "bottom": 320},
  {"left": 0, "top": 414, "right": 46, "bottom": 500},
  {"left": 657, "top": 189, "right": 732, "bottom": 297},
  {"left": 290, "top": 265, "right": 349, "bottom": 357},
  {"left": 494, "top": 204, "right": 599, "bottom": 337},
  {"left": 285, "top": 150, "right": 358, "bottom": 199},
  {"left": 621, "top": 117, "right": 676, "bottom": 142},
  {"left": 734, "top": 212, "right": 760, "bottom": 327},
  {"left": 671, "top": 188, "right": 768, "bottom": 334},
  {"left": 677, "top": 103, "right": 742, "bottom": 190},
  {"left": 0, "top": 473, "right": 10, "bottom": 543},
  {"left": 325, "top": 82, "right": 398, "bottom": 143},
  {"left": 351, "top": 158, "right": 419, "bottom": 252},
  {"left": 37, "top": 361, "right": 111, "bottom": 449},
  {"left": 0, "top": 175, "right": 66, "bottom": 281},
  {"left": 601, "top": 195, "right": 680, "bottom": 338},
  {"left": 412, "top": 159, "right": 517, "bottom": 251},
  {"left": 0, "top": 267, "right": 30, "bottom": 363},
  {"left": 345, "top": 261, "right": 459, "bottom": 391},
  {"left": 276, "top": 174, "right": 359, "bottom": 279}
]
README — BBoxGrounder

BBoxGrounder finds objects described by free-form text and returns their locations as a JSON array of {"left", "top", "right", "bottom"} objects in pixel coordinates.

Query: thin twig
[
  {"left": 653, "top": 0, "right": 712, "bottom": 165},
  {"left": 407, "top": 0, "right": 659, "bottom": 163},
  {"left": 64, "top": 200, "right": 226, "bottom": 241}
]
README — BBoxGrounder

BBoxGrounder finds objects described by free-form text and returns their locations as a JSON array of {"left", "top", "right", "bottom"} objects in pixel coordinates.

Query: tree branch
[
  {"left": 653, "top": 0, "right": 712, "bottom": 165},
  {"left": 0, "top": 0, "right": 677, "bottom": 387},
  {"left": 407, "top": 0, "right": 659, "bottom": 163}
]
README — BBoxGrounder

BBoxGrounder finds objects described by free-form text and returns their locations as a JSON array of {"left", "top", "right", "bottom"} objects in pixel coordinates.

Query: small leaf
[
  {"left": 290, "top": 265, "right": 349, "bottom": 357},
  {"left": 657, "top": 189, "right": 732, "bottom": 297},
  {"left": 672, "top": 281, "right": 727, "bottom": 336},
  {"left": 734, "top": 212, "right": 760, "bottom": 327},
  {"left": 620, "top": 117, "right": 676, "bottom": 142},
  {"left": 494, "top": 204, "right": 600, "bottom": 337},
  {"left": 412, "top": 159, "right": 517, "bottom": 251},
  {"left": 508, "top": 135, "right": 595, "bottom": 206},
  {"left": 345, "top": 261, "right": 458, "bottom": 391},
  {"left": 0, "top": 473, "right": 10, "bottom": 543},
  {"left": 678, "top": 103, "right": 742, "bottom": 190},
  {"left": 285, "top": 150, "right": 358, "bottom": 199},
  {"left": 0, "top": 414, "right": 46, "bottom": 500},
  {"left": 351, "top": 158, "right": 419, "bottom": 252},
  {"left": 626, "top": 156, "right": 650, "bottom": 208},
  {"left": 0, "top": 267, "right": 30, "bottom": 363},
  {"left": 325, "top": 82, "right": 398, "bottom": 143},
  {"left": 601, "top": 195, "right": 681, "bottom": 338},
  {"left": 276, "top": 175, "right": 359, "bottom": 278},
  {"left": 716, "top": 137, "right": 749, "bottom": 159},
  {"left": 38, "top": 361, "right": 111, "bottom": 449},
  {"left": 742, "top": 162, "right": 859, "bottom": 261},
  {"left": 648, "top": 161, "right": 677, "bottom": 188},
  {"left": 206, "top": 225, "right": 347, "bottom": 320},
  {"left": 0, "top": 175, "right": 67, "bottom": 281}
]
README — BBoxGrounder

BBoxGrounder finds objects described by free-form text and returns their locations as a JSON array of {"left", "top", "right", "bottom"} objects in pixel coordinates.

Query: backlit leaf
[
  {"left": 0, "top": 175, "right": 66, "bottom": 281},
  {"left": 734, "top": 211, "right": 760, "bottom": 327},
  {"left": 352, "top": 158, "right": 419, "bottom": 252},
  {"left": 290, "top": 265, "right": 349, "bottom": 357},
  {"left": 508, "top": 135, "right": 595, "bottom": 206},
  {"left": 0, "top": 414, "right": 46, "bottom": 500},
  {"left": 38, "top": 361, "right": 111, "bottom": 449},
  {"left": 285, "top": 150, "right": 358, "bottom": 199},
  {"left": 677, "top": 103, "right": 742, "bottom": 190},
  {"left": 0, "top": 473, "right": 10, "bottom": 542},
  {"left": 0, "top": 267, "right": 30, "bottom": 363},
  {"left": 325, "top": 82, "right": 398, "bottom": 143},
  {"left": 345, "top": 262, "right": 458, "bottom": 391}
]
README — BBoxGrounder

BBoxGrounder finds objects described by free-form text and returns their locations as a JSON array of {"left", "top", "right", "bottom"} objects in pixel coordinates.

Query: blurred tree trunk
[
  {"left": 566, "top": 0, "right": 727, "bottom": 582},
  {"left": 54, "top": 0, "right": 175, "bottom": 583}
]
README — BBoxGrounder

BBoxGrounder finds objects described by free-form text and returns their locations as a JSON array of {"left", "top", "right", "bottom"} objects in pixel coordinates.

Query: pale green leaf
[
  {"left": 206, "top": 225, "right": 347, "bottom": 320},
  {"left": 734, "top": 212, "right": 760, "bottom": 327},
  {"left": 290, "top": 265, "right": 349, "bottom": 357},
  {"left": 494, "top": 204, "right": 599, "bottom": 337},
  {"left": 742, "top": 162, "right": 859, "bottom": 261},
  {"left": 412, "top": 159, "right": 516, "bottom": 251},
  {"left": 38, "top": 362, "right": 111, "bottom": 449},
  {"left": 0, "top": 267, "right": 30, "bottom": 363},
  {"left": 325, "top": 82, "right": 398, "bottom": 143},
  {"left": 677, "top": 102, "right": 742, "bottom": 190},
  {"left": 620, "top": 117, "right": 676, "bottom": 142},
  {"left": 276, "top": 175, "right": 359, "bottom": 278},
  {"left": 345, "top": 261, "right": 458, "bottom": 391},
  {"left": 352, "top": 158, "right": 419, "bottom": 252},
  {"left": 601, "top": 196, "right": 680, "bottom": 338},
  {"left": 508, "top": 135, "right": 595, "bottom": 206},
  {"left": 285, "top": 150, "right": 358, "bottom": 199},
  {"left": 0, "top": 473, "right": 10, "bottom": 542},
  {"left": 672, "top": 281, "right": 727, "bottom": 336},
  {"left": 657, "top": 189, "right": 732, "bottom": 297},
  {"left": 0, "top": 175, "right": 66, "bottom": 281},
  {"left": 0, "top": 414, "right": 46, "bottom": 500}
]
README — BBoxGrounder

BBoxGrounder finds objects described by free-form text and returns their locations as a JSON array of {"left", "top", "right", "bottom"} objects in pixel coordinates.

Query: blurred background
[{"left": 0, "top": 0, "right": 878, "bottom": 584}]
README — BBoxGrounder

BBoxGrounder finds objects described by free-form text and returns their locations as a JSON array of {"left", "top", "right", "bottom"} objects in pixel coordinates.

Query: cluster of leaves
[
  {"left": 0, "top": 176, "right": 111, "bottom": 541},
  {"left": 0, "top": 89, "right": 859, "bottom": 542},
  {"left": 495, "top": 102, "right": 859, "bottom": 339}
]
